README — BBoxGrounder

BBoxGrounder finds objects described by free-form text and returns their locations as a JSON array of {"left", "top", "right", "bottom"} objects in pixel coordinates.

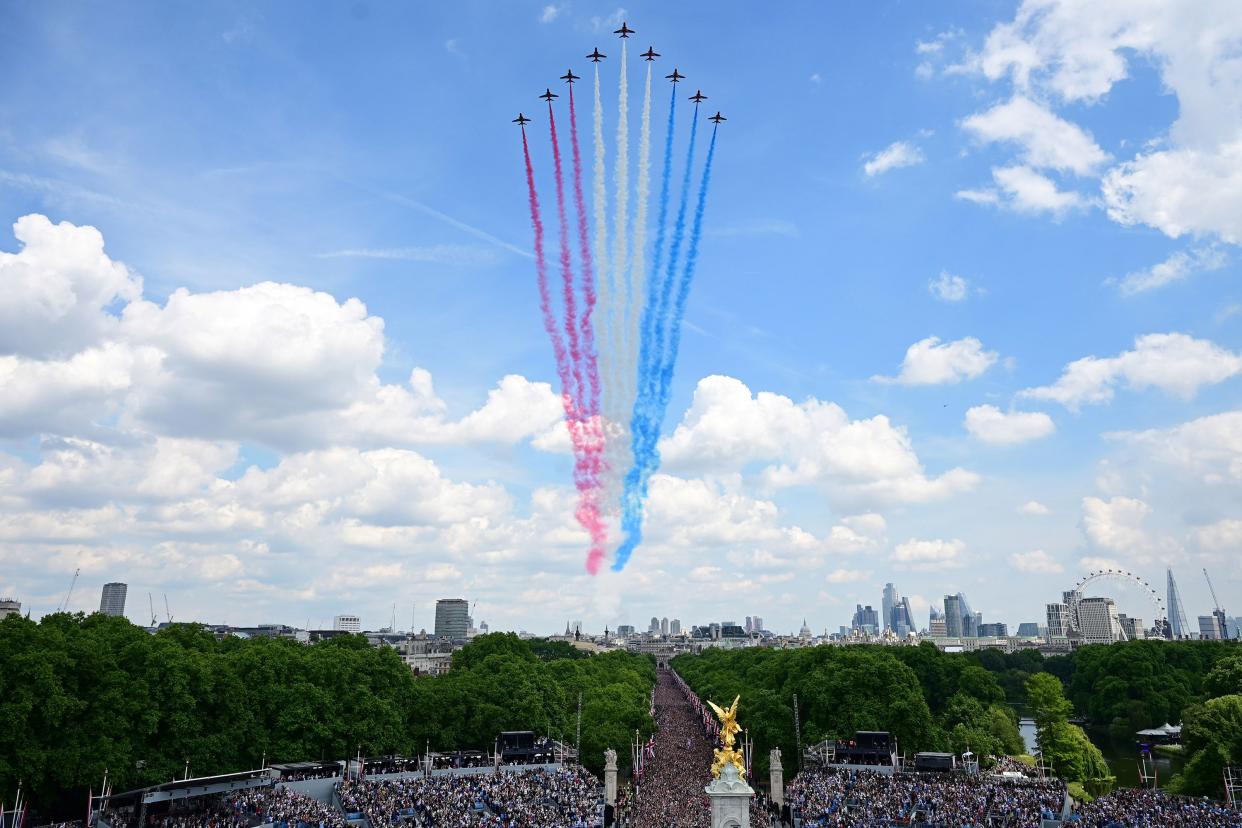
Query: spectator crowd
[
  {"left": 616, "top": 669, "right": 713, "bottom": 828},
  {"left": 336, "top": 767, "right": 602, "bottom": 827},
  {"left": 787, "top": 766, "right": 1065, "bottom": 827},
  {"left": 1069, "top": 787, "right": 1242, "bottom": 827}
]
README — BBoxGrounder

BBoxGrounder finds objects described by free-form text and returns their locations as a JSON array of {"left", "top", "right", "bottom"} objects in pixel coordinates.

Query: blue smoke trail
[
  {"left": 656, "top": 125, "right": 717, "bottom": 414},
  {"left": 615, "top": 109, "right": 714, "bottom": 572},
  {"left": 635, "top": 87, "right": 678, "bottom": 412}
]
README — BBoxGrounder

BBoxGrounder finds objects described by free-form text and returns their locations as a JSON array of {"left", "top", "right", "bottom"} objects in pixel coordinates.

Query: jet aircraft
[
  {"left": 561, "top": 69, "right": 580, "bottom": 84},
  {"left": 709, "top": 112, "right": 726, "bottom": 124},
  {"left": 614, "top": 22, "right": 634, "bottom": 38},
  {"left": 539, "top": 88, "right": 558, "bottom": 101},
  {"left": 665, "top": 68, "right": 684, "bottom": 83},
  {"left": 689, "top": 90, "right": 707, "bottom": 103},
  {"left": 641, "top": 47, "right": 659, "bottom": 61},
  {"left": 587, "top": 47, "right": 606, "bottom": 62},
  {"left": 512, "top": 113, "right": 531, "bottom": 126}
]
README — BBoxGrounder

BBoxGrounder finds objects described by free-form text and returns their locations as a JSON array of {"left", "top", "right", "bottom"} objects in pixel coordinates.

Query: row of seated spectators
[
  {"left": 336, "top": 767, "right": 602, "bottom": 828},
  {"left": 790, "top": 766, "right": 1242, "bottom": 828},
  {"left": 1068, "top": 787, "right": 1242, "bottom": 827},
  {"left": 788, "top": 766, "right": 1066, "bottom": 827},
  {"left": 102, "top": 787, "right": 343, "bottom": 828}
]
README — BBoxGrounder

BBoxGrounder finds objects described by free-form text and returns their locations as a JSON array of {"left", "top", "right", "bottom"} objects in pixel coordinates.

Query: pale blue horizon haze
[{"left": 1, "top": 1, "right": 1239, "bottom": 635}]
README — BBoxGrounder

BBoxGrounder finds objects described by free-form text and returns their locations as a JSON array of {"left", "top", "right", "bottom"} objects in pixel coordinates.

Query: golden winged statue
[{"left": 707, "top": 694, "right": 746, "bottom": 779}]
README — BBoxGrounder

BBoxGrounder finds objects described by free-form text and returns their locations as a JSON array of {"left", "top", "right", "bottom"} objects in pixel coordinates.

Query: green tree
[{"left": 1171, "top": 694, "right": 1242, "bottom": 797}]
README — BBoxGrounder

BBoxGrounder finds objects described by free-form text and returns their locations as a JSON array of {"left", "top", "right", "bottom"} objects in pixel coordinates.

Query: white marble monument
[
  {"left": 769, "top": 746, "right": 784, "bottom": 807},
  {"left": 603, "top": 748, "right": 618, "bottom": 806},
  {"left": 705, "top": 760, "right": 753, "bottom": 828}
]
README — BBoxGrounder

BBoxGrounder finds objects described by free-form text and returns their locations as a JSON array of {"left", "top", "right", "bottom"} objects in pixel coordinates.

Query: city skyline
[{"left": 1, "top": 2, "right": 1240, "bottom": 633}]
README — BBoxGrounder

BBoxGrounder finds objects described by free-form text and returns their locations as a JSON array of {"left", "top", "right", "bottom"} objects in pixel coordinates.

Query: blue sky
[{"left": 0, "top": 1, "right": 1239, "bottom": 634}]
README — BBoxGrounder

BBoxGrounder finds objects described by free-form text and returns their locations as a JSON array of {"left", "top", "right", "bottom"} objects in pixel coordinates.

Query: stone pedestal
[
  {"left": 705, "top": 762, "right": 753, "bottom": 828},
  {"left": 603, "top": 749, "right": 618, "bottom": 807},
  {"left": 769, "top": 747, "right": 783, "bottom": 808}
]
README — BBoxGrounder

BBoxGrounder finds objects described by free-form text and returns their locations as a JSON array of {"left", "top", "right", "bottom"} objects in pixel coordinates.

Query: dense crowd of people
[
  {"left": 616, "top": 669, "right": 712, "bottom": 828},
  {"left": 336, "top": 767, "right": 602, "bottom": 827},
  {"left": 1068, "top": 787, "right": 1242, "bottom": 827},
  {"left": 787, "top": 767, "right": 1065, "bottom": 827},
  {"left": 228, "top": 786, "right": 346, "bottom": 828}
]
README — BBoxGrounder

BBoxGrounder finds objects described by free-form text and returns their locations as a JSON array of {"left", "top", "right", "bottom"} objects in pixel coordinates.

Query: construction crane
[
  {"left": 59, "top": 567, "right": 80, "bottom": 613},
  {"left": 164, "top": 593, "right": 173, "bottom": 624},
  {"left": 148, "top": 593, "right": 158, "bottom": 627},
  {"left": 1205, "top": 568, "right": 1224, "bottom": 613}
]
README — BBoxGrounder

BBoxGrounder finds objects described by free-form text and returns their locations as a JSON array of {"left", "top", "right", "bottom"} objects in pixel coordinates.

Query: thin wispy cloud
[{"left": 318, "top": 245, "right": 501, "bottom": 266}]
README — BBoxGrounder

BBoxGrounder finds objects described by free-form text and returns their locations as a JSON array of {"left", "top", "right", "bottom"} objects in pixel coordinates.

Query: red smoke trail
[
  {"left": 547, "top": 103, "right": 588, "bottom": 440},
  {"left": 539, "top": 115, "right": 609, "bottom": 575},
  {"left": 568, "top": 86, "right": 609, "bottom": 575}
]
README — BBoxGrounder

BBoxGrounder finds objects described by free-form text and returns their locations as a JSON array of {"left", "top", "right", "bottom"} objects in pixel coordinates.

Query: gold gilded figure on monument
[{"left": 707, "top": 694, "right": 746, "bottom": 779}]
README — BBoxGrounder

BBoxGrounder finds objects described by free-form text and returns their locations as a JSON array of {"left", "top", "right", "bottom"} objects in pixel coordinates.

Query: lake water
[{"left": 1018, "top": 718, "right": 1185, "bottom": 789}]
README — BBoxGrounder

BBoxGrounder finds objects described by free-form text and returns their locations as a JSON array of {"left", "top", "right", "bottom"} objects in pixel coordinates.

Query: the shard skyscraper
[{"left": 1167, "top": 567, "right": 1190, "bottom": 639}]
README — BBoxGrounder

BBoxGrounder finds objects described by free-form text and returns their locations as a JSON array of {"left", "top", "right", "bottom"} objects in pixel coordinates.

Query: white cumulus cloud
[
  {"left": 1021, "top": 333, "right": 1242, "bottom": 409},
  {"left": 892, "top": 537, "right": 966, "bottom": 571},
  {"left": 1010, "top": 549, "right": 1064, "bottom": 573},
  {"left": 874, "top": 336, "right": 998, "bottom": 385},
  {"left": 964, "top": 405, "right": 1055, "bottom": 445},
  {"left": 863, "top": 141, "right": 926, "bottom": 177}
]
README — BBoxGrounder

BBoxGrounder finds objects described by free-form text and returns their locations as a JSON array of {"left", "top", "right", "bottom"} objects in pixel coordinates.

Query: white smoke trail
[
  {"left": 603, "top": 40, "right": 631, "bottom": 512},
  {"left": 592, "top": 63, "right": 615, "bottom": 501},
  {"left": 625, "top": 60, "right": 653, "bottom": 459}
]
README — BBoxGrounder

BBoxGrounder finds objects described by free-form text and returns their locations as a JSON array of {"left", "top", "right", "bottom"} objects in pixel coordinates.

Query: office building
[
  {"left": 1078, "top": 597, "right": 1123, "bottom": 644},
  {"left": 1046, "top": 603, "right": 1071, "bottom": 640},
  {"left": 1199, "top": 614, "right": 1223, "bottom": 640},
  {"left": 661, "top": 617, "right": 669, "bottom": 636},
  {"left": 882, "top": 583, "right": 899, "bottom": 632},
  {"left": 434, "top": 598, "right": 470, "bottom": 640},
  {"left": 1016, "top": 622, "right": 1040, "bottom": 638},
  {"left": 929, "top": 606, "right": 947, "bottom": 637},
  {"left": 943, "top": 595, "right": 963, "bottom": 638},
  {"left": 751, "top": 616, "right": 762, "bottom": 633},
  {"left": 851, "top": 604, "right": 879, "bottom": 636},
  {"left": 670, "top": 619, "right": 682, "bottom": 635},
  {"left": 1167, "top": 568, "right": 1190, "bottom": 639},
  {"left": 333, "top": 614, "right": 361, "bottom": 633},
  {"left": 649, "top": 616, "right": 660, "bottom": 634},
  {"left": 616, "top": 625, "right": 635, "bottom": 637},
  {"left": 1117, "top": 615, "right": 1145, "bottom": 640},
  {"left": 99, "top": 582, "right": 127, "bottom": 617},
  {"left": 979, "top": 622, "right": 1008, "bottom": 638},
  {"left": 0, "top": 598, "right": 20, "bottom": 619}
]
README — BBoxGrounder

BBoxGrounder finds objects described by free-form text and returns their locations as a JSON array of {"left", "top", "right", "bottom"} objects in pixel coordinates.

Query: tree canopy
[{"left": 0, "top": 615, "right": 654, "bottom": 814}]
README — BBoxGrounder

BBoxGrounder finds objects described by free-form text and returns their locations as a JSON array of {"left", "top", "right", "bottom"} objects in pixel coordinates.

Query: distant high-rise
[
  {"left": 333, "top": 614, "right": 361, "bottom": 633},
  {"left": 649, "top": 616, "right": 660, "bottom": 634},
  {"left": 670, "top": 619, "right": 682, "bottom": 635},
  {"left": 1078, "top": 597, "right": 1123, "bottom": 644},
  {"left": 979, "top": 622, "right": 1008, "bottom": 637},
  {"left": 744, "top": 616, "right": 753, "bottom": 633},
  {"left": 99, "top": 583, "right": 127, "bottom": 617},
  {"left": 752, "top": 615, "right": 763, "bottom": 633},
  {"left": 1016, "top": 622, "right": 1040, "bottom": 638},
  {"left": 1167, "top": 568, "right": 1189, "bottom": 639},
  {"left": 943, "top": 595, "right": 963, "bottom": 637},
  {"left": 1046, "top": 603, "right": 1071, "bottom": 640},
  {"left": 882, "top": 583, "right": 899, "bottom": 632},
  {"left": 851, "top": 605, "right": 879, "bottom": 636},
  {"left": 434, "top": 599, "right": 470, "bottom": 640},
  {"left": 929, "top": 605, "right": 947, "bottom": 637},
  {"left": 1198, "top": 615, "right": 1223, "bottom": 640},
  {"left": 1117, "top": 615, "right": 1145, "bottom": 640},
  {"left": 0, "top": 598, "right": 20, "bottom": 619},
  {"left": 660, "top": 617, "right": 670, "bottom": 636}
]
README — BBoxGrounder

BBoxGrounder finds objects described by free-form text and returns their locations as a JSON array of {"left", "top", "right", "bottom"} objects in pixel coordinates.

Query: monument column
[
  {"left": 705, "top": 762, "right": 753, "bottom": 828},
  {"left": 769, "top": 747, "right": 783, "bottom": 808},
  {"left": 603, "top": 749, "right": 618, "bottom": 807}
]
